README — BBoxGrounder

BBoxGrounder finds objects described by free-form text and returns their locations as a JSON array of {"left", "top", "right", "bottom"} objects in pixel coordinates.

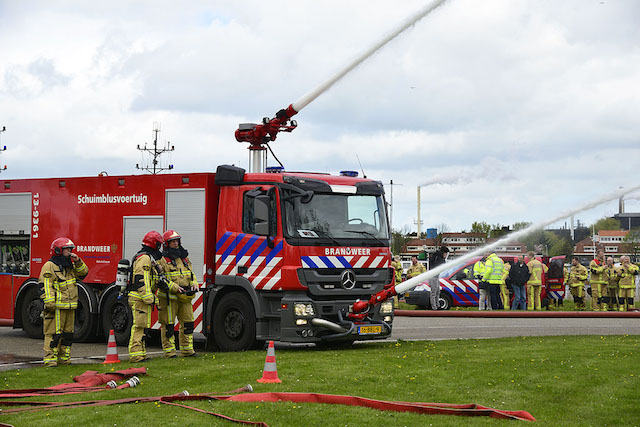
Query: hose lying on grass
[
  {"left": 0, "top": 388, "right": 536, "bottom": 423},
  {"left": 0, "top": 367, "right": 146, "bottom": 398}
]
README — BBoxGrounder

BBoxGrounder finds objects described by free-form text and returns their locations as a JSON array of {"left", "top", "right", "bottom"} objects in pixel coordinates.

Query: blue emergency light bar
[{"left": 339, "top": 170, "right": 358, "bottom": 177}]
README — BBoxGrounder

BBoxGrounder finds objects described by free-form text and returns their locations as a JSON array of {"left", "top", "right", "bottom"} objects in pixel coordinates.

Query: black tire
[
  {"left": 20, "top": 285, "right": 44, "bottom": 339},
  {"left": 440, "top": 292, "right": 453, "bottom": 310},
  {"left": 101, "top": 291, "right": 133, "bottom": 346},
  {"left": 74, "top": 284, "right": 98, "bottom": 342},
  {"left": 19, "top": 283, "right": 97, "bottom": 341},
  {"left": 212, "top": 292, "right": 256, "bottom": 351}
]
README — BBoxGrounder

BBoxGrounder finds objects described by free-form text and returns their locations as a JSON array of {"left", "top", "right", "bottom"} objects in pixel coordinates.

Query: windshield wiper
[
  {"left": 315, "top": 230, "right": 342, "bottom": 246},
  {"left": 343, "top": 230, "right": 387, "bottom": 246}
]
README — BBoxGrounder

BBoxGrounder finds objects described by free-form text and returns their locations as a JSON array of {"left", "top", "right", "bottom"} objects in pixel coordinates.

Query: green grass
[{"left": 2, "top": 335, "right": 639, "bottom": 426}]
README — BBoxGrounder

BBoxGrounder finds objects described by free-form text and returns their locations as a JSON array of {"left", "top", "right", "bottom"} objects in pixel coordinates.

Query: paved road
[
  {"left": 1, "top": 316, "right": 639, "bottom": 370},
  {"left": 390, "top": 316, "right": 640, "bottom": 340}
]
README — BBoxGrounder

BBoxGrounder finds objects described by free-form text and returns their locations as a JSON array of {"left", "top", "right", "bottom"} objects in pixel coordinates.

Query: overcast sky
[{"left": 1, "top": 0, "right": 639, "bottom": 233}]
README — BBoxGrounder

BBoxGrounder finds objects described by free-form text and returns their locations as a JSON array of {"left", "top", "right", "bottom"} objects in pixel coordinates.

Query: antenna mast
[
  {"left": 136, "top": 122, "right": 175, "bottom": 174},
  {"left": 0, "top": 126, "right": 7, "bottom": 173}
]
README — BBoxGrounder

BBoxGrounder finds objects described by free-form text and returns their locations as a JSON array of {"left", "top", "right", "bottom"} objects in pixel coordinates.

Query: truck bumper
[{"left": 277, "top": 294, "right": 393, "bottom": 343}]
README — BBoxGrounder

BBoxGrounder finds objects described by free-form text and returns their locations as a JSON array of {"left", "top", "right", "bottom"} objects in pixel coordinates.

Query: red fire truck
[{"left": 0, "top": 166, "right": 394, "bottom": 350}]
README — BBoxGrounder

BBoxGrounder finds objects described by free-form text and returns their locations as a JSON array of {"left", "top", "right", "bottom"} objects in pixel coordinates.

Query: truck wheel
[
  {"left": 20, "top": 285, "right": 44, "bottom": 339},
  {"left": 101, "top": 291, "right": 132, "bottom": 346},
  {"left": 73, "top": 287, "right": 98, "bottom": 342},
  {"left": 212, "top": 292, "right": 255, "bottom": 351},
  {"left": 439, "top": 293, "right": 453, "bottom": 310}
]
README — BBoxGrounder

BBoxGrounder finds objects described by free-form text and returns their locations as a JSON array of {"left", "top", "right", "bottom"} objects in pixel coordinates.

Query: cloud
[{"left": 0, "top": 0, "right": 638, "bottom": 233}]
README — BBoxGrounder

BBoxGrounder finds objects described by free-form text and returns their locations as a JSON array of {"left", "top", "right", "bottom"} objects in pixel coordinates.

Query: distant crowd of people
[{"left": 392, "top": 248, "right": 639, "bottom": 312}]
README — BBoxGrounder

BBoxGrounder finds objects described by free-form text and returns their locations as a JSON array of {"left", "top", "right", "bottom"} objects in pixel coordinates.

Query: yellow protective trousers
[
  {"left": 608, "top": 287, "right": 619, "bottom": 309},
  {"left": 618, "top": 288, "right": 635, "bottom": 311},
  {"left": 43, "top": 308, "right": 74, "bottom": 367},
  {"left": 590, "top": 283, "right": 607, "bottom": 310},
  {"left": 527, "top": 285, "right": 542, "bottom": 311},
  {"left": 500, "top": 285, "right": 510, "bottom": 310},
  {"left": 128, "top": 297, "right": 152, "bottom": 362},
  {"left": 571, "top": 286, "right": 586, "bottom": 310},
  {"left": 158, "top": 295, "right": 195, "bottom": 357}
]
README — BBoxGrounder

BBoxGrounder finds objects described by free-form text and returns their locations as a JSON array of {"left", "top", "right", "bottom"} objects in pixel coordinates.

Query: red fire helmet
[
  {"left": 142, "top": 231, "right": 164, "bottom": 250},
  {"left": 51, "top": 237, "right": 75, "bottom": 255},
  {"left": 162, "top": 230, "right": 181, "bottom": 245}
]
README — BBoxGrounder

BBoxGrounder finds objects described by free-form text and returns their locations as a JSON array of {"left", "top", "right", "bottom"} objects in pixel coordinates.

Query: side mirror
[{"left": 254, "top": 195, "right": 271, "bottom": 236}]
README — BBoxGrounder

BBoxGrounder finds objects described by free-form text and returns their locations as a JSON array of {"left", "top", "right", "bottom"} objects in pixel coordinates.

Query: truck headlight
[
  {"left": 294, "top": 303, "right": 315, "bottom": 317},
  {"left": 380, "top": 300, "right": 393, "bottom": 314}
]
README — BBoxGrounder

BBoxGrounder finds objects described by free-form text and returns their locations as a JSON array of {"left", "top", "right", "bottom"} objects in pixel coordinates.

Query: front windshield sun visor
[
  {"left": 283, "top": 175, "right": 332, "bottom": 193},
  {"left": 355, "top": 180, "right": 384, "bottom": 196}
]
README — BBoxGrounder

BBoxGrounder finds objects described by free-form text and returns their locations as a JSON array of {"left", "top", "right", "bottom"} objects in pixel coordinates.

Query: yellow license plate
[
  {"left": 404, "top": 292, "right": 410, "bottom": 298},
  {"left": 548, "top": 284, "right": 562, "bottom": 290},
  {"left": 358, "top": 325, "right": 382, "bottom": 335}
]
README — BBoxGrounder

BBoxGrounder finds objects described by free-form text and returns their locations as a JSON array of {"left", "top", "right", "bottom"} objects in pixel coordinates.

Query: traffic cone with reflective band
[
  {"left": 102, "top": 329, "right": 121, "bottom": 364},
  {"left": 257, "top": 341, "right": 281, "bottom": 383}
]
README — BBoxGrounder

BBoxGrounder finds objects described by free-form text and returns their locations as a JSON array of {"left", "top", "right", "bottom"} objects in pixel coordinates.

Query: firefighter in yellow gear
[
  {"left": 40, "top": 238, "right": 88, "bottom": 367},
  {"left": 589, "top": 250, "right": 607, "bottom": 311},
  {"left": 604, "top": 257, "right": 620, "bottom": 311},
  {"left": 567, "top": 257, "right": 588, "bottom": 310},
  {"left": 158, "top": 230, "right": 199, "bottom": 357},
  {"left": 617, "top": 256, "right": 639, "bottom": 311},
  {"left": 526, "top": 252, "right": 548, "bottom": 311},
  {"left": 483, "top": 253, "right": 505, "bottom": 309},
  {"left": 128, "top": 231, "right": 169, "bottom": 362},
  {"left": 406, "top": 256, "right": 426, "bottom": 278},
  {"left": 391, "top": 255, "right": 403, "bottom": 284},
  {"left": 500, "top": 261, "right": 511, "bottom": 310}
]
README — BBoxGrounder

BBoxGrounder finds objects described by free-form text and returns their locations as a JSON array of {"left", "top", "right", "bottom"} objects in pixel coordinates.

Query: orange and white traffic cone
[
  {"left": 102, "top": 329, "right": 121, "bottom": 364},
  {"left": 257, "top": 341, "right": 281, "bottom": 383}
]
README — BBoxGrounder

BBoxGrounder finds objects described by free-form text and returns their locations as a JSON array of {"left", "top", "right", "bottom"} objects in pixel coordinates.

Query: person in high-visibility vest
[
  {"left": 39, "top": 238, "right": 88, "bottom": 367},
  {"left": 474, "top": 257, "right": 490, "bottom": 310},
  {"left": 589, "top": 250, "right": 607, "bottom": 311},
  {"left": 500, "top": 260, "right": 511, "bottom": 310},
  {"left": 604, "top": 257, "right": 620, "bottom": 311},
  {"left": 526, "top": 251, "right": 548, "bottom": 311},
  {"left": 567, "top": 257, "right": 588, "bottom": 310},
  {"left": 617, "top": 256, "right": 639, "bottom": 311},
  {"left": 483, "top": 253, "right": 504, "bottom": 310}
]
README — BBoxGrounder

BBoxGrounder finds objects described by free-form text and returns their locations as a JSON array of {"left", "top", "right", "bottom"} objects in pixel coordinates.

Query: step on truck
[{"left": 0, "top": 165, "right": 394, "bottom": 350}]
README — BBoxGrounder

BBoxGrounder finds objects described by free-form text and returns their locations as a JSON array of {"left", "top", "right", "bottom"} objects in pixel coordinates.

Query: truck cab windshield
[{"left": 284, "top": 192, "right": 389, "bottom": 245}]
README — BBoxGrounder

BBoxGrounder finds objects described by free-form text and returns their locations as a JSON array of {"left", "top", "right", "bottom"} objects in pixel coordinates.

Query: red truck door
[{"left": 546, "top": 255, "right": 566, "bottom": 300}]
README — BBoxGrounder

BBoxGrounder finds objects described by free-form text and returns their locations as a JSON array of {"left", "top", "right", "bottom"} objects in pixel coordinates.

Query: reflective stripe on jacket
[
  {"left": 483, "top": 254, "right": 504, "bottom": 285},
  {"left": 567, "top": 264, "right": 588, "bottom": 287},
  {"left": 39, "top": 259, "right": 88, "bottom": 309},
  {"left": 619, "top": 264, "right": 639, "bottom": 288},
  {"left": 159, "top": 256, "right": 198, "bottom": 301},
  {"left": 473, "top": 261, "right": 485, "bottom": 279},
  {"left": 589, "top": 259, "right": 606, "bottom": 285},
  {"left": 526, "top": 259, "right": 548, "bottom": 286}
]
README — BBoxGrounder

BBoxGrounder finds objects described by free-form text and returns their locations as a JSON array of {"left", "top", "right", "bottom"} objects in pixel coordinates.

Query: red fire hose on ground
[
  {"left": 0, "top": 366, "right": 536, "bottom": 424},
  {"left": 0, "top": 387, "right": 536, "bottom": 424},
  {"left": 0, "top": 367, "right": 146, "bottom": 398}
]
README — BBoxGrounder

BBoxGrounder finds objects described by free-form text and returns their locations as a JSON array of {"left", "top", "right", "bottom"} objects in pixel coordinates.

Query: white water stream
[
  {"left": 395, "top": 183, "right": 640, "bottom": 294},
  {"left": 291, "top": 0, "right": 448, "bottom": 113}
]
